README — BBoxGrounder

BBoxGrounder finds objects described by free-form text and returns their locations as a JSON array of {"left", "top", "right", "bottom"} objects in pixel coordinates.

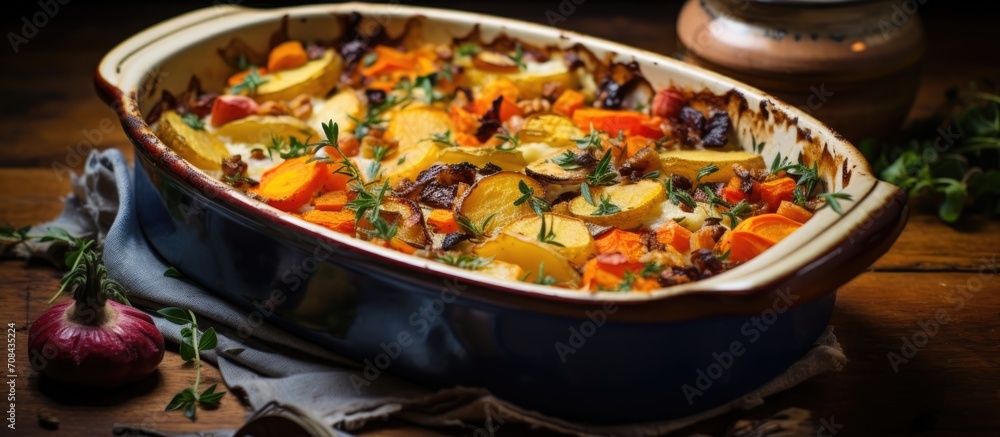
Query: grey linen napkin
[{"left": 27, "top": 149, "right": 847, "bottom": 437}]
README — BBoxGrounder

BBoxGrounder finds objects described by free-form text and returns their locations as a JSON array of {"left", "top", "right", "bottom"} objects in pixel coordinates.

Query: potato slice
[
  {"left": 659, "top": 149, "right": 766, "bottom": 184},
  {"left": 500, "top": 213, "right": 596, "bottom": 265},
  {"left": 518, "top": 113, "right": 585, "bottom": 148},
  {"left": 311, "top": 89, "right": 363, "bottom": 134},
  {"left": 248, "top": 49, "right": 342, "bottom": 103},
  {"left": 437, "top": 147, "right": 526, "bottom": 171},
  {"left": 524, "top": 148, "right": 590, "bottom": 185},
  {"left": 474, "top": 233, "right": 580, "bottom": 285},
  {"left": 213, "top": 115, "right": 317, "bottom": 144},
  {"left": 477, "top": 259, "right": 526, "bottom": 282},
  {"left": 456, "top": 172, "right": 544, "bottom": 236},
  {"left": 385, "top": 106, "right": 455, "bottom": 149},
  {"left": 462, "top": 55, "right": 579, "bottom": 99},
  {"left": 155, "top": 110, "right": 229, "bottom": 170},
  {"left": 357, "top": 197, "right": 430, "bottom": 249},
  {"left": 378, "top": 141, "right": 440, "bottom": 186},
  {"left": 569, "top": 180, "right": 666, "bottom": 229}
]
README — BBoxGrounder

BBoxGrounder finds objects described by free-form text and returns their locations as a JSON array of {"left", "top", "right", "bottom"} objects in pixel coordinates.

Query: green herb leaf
[
  {"left": 495, "top": 126, "right": 521, "bottom": 151},
  {"left": 696, "top": 163, "right": 719, "bottom": 182},
  {"left": 513, "top": 180, "right": 550, "bottom": 216},
  {"left": 426, "top": 130, "right": 459, "bottom": 148},
  {"left": 666, "top": 178, "right": 697, "bottom": 210},
  {"left": 573, "top": 124, "right": 603, "bottom": 151},
  {"left": 181, "top": 113, "right": 205, "bottom": 130},
  {"left": 198, "top": 327, "right": 218, "bottom": 351},
  {"left": 457, "top": 43, "right": 479, "bottom": 57},
  {"left": 815, "top": 191, "right": 853, "bottom": 215},
  {"left": 536, "top": 215, "right": 565, "bottom": 247},
  {"left": 532, "top": 262, "right": 557, "bottom": 285},
  {"left": 580, "top": 182, "right": 595, "bottom": 206},
  {"left": 508, "top": 42, "right": 527, "bottom": 70},
  {"left": 229, "top": 68, "right": 269, "bottom": 95},
  {"left": 586, "top": 151, "right": 617, "bottom": 186},
  {"left": 591, "top": 194, "right": 621, "bottom": 216},
  {"left": 456, "top": 213, "right": 495, "bottom": 241},
  {"left": 551, "top": 150, "right": 583, "bottom": 170},
  {"left": 164, "top": 267, "right": 185, "bottom": 279},
  {"left": 437, "top": 253, "right": 493, "bottom": 270},
  {"left": 157, "top": 307, "right": 192, "bottom": 325}
]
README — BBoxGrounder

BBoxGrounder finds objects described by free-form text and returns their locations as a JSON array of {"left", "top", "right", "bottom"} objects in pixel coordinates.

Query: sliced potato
[
  {"left": 500, "top": 213, "right": 596, "bottom": 265},
  {"left": 456, "top": 172, "right": 544, "bottom": 236},
  {"left": 477, "top": 259, "right": 526, "bottom": 282},
  {"left": 474, "top": 233, "right": 580, "bottom": 285},
  {"left": 213, "top": 115, "right": 317, "bottom": 144},
  {"left": 569, "top": 180, "right": 666, "bottom": 229},
  {"left": 518, "top": 113, "right": 585, "bottom": 148},
  {"left": 247, "top": 49, "right": 342, "bottom": 103},
  {"left": 358, "top": 197, "right": 430, "bottom": 249},
  {"left": 524, "top": 148, "right": 590, "bottom": 185},
  {"left": 437, "top": 146, "right": 526, "bottom": 171},
  {"left": 379, "top": 142, "right": 440, "bottom": 185},
  {"left": 311, "top": 89, "right": 363, "bottom": 134},
  {"left": 156, "top": 110, "right": 229, "bottom": 170},
  {"left": 462, "top": 55, "right": 579, "bottom": 99},
  {"left": 385, "top": 106, "right": 454, "bottom": 149},
  {"left": 659, "top": 149, "right": 766, "bottom": 184}
]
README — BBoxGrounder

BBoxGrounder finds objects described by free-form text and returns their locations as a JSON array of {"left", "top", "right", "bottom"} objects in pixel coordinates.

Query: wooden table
[{"left": 1, "top": 1, "right": 998, "bottom": 435}]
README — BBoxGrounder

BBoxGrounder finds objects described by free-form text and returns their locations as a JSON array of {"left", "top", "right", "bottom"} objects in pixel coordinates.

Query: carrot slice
[
  {"left": 655, "top": 220, "right": 691, "bottom": 253},
  {"left": 572, "top": 108, "right": 663, "bottom": 138},
  {"left": 313, "top": 190, "right": 348, "bottom": 212},
  {"left": 427, "top": 209, "right": 459, "bottom": 234},
  {"left": 267, "top": 41, "right": 308, "bottom": 72},
  {"left": 595, "top": 228, "right": 645, "bottom": 262},
  {"left": 301, "top": 210, "right": 356, "bottom": 235},
  {"left": 251, "top": 156, "right": 327, "bottom": 212},
  {"left": 776, "top": 200, "right": 814, "bottom": 223},
  {"left": 552, "top": 89, "right": 585, "bottom": 117},
  {"left": 717, "top": 230, "right": 774, "bottom": 263},
  {"left": 581, "top": 253, "right": 658, "bottom": 292},
  {"left": 625, "top": 136, "right": 655, "bottom": 158},
  {"left": 758, "top": 177, "right": 796, "bottom": 212},
  {"left": 735, "top": 213, "right": 802, "bottom": 244},
  {"left": 721, "top": 176, "right": 745, "bottom": 204}
]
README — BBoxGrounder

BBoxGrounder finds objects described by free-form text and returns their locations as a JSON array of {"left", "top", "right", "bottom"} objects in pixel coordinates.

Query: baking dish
[{"left": 95, "top": 3, "right": 907, "bottom": 423}]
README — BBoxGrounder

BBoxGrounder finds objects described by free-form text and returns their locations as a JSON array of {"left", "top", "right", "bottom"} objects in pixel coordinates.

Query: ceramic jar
[{"left": 677, "top": 0, "right": 926, "bottom": 142}]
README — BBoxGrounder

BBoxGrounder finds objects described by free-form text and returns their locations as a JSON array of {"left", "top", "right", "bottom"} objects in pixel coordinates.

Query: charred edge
[
  {"left": 796, "top": 126, "right": 812, "bottom": 143},
  {"left": 842, "top": 158, "right": 852, "bottom": 187},
  {"left": 758, "top": 99, "right": 770, "bottom": 120}
]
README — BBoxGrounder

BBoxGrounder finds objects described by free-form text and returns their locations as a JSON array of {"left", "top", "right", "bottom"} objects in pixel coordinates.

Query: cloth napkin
[{"left": 25, "top": 149, "right": 847, "bottom": 437}]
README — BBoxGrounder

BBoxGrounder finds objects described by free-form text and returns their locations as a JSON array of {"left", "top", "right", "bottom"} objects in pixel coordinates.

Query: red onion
[{"left": 28, "top": 251, "right": 164, "bottom": 387}]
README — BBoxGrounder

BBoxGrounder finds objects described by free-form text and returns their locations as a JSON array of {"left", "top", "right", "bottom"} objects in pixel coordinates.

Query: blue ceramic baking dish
[{"left": 96, "top": 3, "right": 907, "bottom": 423}]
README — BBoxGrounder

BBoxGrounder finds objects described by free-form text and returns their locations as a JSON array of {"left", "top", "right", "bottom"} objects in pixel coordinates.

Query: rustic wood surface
[{"left": 1, "top": 1, "right": 998, "bottom": 436}]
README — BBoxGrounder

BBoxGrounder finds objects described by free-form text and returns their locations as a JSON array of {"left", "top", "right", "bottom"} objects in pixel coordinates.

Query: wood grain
[{"left": 1, "top": 1, "right": 998, "bottom": 436}]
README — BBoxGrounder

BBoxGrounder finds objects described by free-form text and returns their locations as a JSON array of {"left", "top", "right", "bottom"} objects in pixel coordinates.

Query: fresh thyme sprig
[
  {"left": 536, "top": 215, "right": 565, "bottom": 247},
  {"left": 666, "top": 178, "right": 697, "bottom": 210},
  {"left": 586, "top": 151, "right": 616, "bottom": 186},
  {"left": 513, "top": 180, "right": 550, "bottom": 216},
  {"left": 574, "top": 124, "right": 603, "bottom": 151},
  {"left": 591, "top": 194, "right": 621, "bottom": 216},
  {"left": 551, "top": 150, "right": 583, "bottom": 170},
  {"left": 426, "top": 130, "right": 460, "bottom": 148},
  {"left": 229, "top": 68, "right": 268, "bottom": 95},
  {"left": 508, "top": 42, "right": 527, "bottom": 70},
  {"left": 495, "top": 126, "right": 521, "bottom": 151},
  {"left": 816, "top": 191, "right": 853, "bottom": 215},
  {"left": 721, "top": 199, "right": 751, "bottom": 227},
  {"left": 181, "top": 113, "right": 205, "bottom": 130},
  {"left": 456, "top": 213, "right": 495, "bottom": 242},
  {"left": 696, "top": 163, "right": 719, "bottom": 182},
  {"left": 437, "top": 252, "right": 493, "bottom": 270},
  {"left": 158, "top": 308, "right": 225, "bottom": 421}
]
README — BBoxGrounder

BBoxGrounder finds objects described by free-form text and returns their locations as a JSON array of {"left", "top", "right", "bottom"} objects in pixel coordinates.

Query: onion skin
[{"left": 28, "top": 300, "right": 165, "bottom": 388}]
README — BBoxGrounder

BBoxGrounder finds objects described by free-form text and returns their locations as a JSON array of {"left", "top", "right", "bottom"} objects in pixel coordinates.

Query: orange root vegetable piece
[
  {"left": 689, "top": 226, "right": 717, "bottom": 252},
  {"left": 581, "top": 253, "right": 658, "bottom": 292},
  {"left": 389, "top": 238, "right": 419, "bottom": 255},
  {"left": 595, "top": 228, "right": 645, "bottom": 262},
  {"left": 313, "top": 190, "right": 349, "bottom": 212},
  {"left": 625, "top": 136, "right": 655, "bottom": 158},
  {"left": 758, "top": 177, "right": 797, "bottom": 212},
  {"left": 449, "top": 105, "right": 480, "bottom": 134},
  {"left": 473, "top": 78, "right": 522, "bottom": 121},
  {"left": 572, "top": 108, "right": 662, "bottom": 138},
  {"left": 210, "top": 95, "right": 260, "bottom": 127},
  {"left": 301, "top": 210, "right": 356, "bottom": 235},
  {"left": 361, "top": 45, "right": 436, "bottom": 82},
  {"left": 655, "top": 220, "right": 691, "bottom": 253},
  {"left": 227, "top": 67, "right": 267, "bottom": 87},
  {"left": 721, "top": 176, "right": 745, "bottom": 204},
  {"left": 427, "top": 209, "right": 459, "bottom": 234},
  {"left": 717, "top": 230, "right": 774, "bottom": 263},
  {"left": 322, "top": 167, "right": 351, "bottom": 192},
  {"left": 735, "top": 213, "right": 802, "bottom": 244},
  {"left": 251, "top": 156, "right": 328, "bottom": 212},
  {"left": 552, "top": 89, "right": 585, "bottom": 117},
  {"left": 454, "top": 132, "right": 481, "bottom": 147},
  {"left": 776, "top": 200, "right": 814, "bottom": 223},
  {"left": 267, "top": 41, "right": 308, "bottom": 72}
]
